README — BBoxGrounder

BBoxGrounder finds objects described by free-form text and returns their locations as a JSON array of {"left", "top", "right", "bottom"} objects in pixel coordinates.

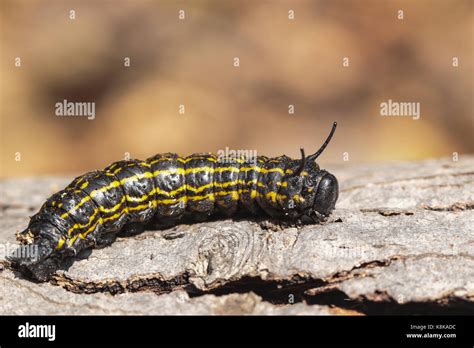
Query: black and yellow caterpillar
[{"left": 10, "top": 123, "right": 339, "bottom": 281}]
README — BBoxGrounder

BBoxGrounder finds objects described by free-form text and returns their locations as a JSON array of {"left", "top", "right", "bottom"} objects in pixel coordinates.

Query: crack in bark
[
  {"left": 46, "top": 253, "right": 473, "bottom": 314},
  {"left": 0, "top": 202, "right": 38, "bottom": 212},
  {"left": 420, "top": 201, "right": 474, "bottom": 212},
  {"left": 304, "top": 288, "right": 474, "bottom": 315},
  {"left": 359, "top": 208, "right": 415, "bottom": 216},
  {"left": 359, "top": 201, "right": 474, "bottom": 215},
  {"left": 51, "top": 271, "right": 191, "bottom": 295}
]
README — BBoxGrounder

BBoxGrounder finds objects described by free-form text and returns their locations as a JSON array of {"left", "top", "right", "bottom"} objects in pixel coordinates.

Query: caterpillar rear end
[{"left": 9, "top": 123, "right": 339, "bottom": 281}]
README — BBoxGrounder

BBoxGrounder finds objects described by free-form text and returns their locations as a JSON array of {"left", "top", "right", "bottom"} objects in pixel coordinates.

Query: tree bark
[{"left": 1, "top": 156, "right": 473, "bottom": 314}]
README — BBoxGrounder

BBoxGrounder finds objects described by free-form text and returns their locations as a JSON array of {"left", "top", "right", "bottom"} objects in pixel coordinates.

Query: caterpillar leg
[
  {"left": 257, "top": 211, "right": 330, "bottom": 231},
  {"left": 257, "top": 218, "right": 304, "bottom": 231},
  {"left": 117, "top": 222, "right": 146, "bottom": 237},
  {"left": 94, "top": 231, "right": 117, "bottom": 248}
]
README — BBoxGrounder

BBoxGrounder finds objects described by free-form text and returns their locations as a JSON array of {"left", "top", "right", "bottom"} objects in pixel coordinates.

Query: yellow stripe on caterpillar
[
  {"left": 99, "top": 196, "right": 126, "bottom": 213},
  {"left": 66, "top": 209, "right": 102, "bottom": 236},
  {"left": 61, "top": 166, "right": 291, "bottom": 220},
  {"left": 149, "top": 157, "right": 186, "bottom": 165}
]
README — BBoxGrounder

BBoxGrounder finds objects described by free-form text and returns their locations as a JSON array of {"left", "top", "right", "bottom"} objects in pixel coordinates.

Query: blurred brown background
[{"left": 1, "top": 0, "right": 473, "bottom": 177}]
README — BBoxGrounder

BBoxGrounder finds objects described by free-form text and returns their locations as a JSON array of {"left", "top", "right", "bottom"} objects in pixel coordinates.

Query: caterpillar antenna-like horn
[
  {"left": 295, "top": 148, "right": 306, "bottom": 175},
  {"left": 307, "top": 122, "right": 337, "bottom": 161}
]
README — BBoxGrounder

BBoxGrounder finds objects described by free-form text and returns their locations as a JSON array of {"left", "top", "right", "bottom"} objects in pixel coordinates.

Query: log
[{"left": 1, "top": 156, "right": 473, "bottom": 314}]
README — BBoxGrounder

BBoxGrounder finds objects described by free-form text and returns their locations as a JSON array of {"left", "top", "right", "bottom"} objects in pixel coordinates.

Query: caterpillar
[{"left": 9, "top": 122, "right": 339, "bottom": 281}]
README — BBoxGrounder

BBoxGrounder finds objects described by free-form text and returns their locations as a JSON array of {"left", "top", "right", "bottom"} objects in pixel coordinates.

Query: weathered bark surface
[{"left": 1, "top": 156, "right": 473, "bottom": 314}]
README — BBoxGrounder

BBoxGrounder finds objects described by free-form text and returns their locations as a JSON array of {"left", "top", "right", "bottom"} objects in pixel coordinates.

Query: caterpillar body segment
[{"left": 10, "top": 123, "right": 339, "bottom": 281}]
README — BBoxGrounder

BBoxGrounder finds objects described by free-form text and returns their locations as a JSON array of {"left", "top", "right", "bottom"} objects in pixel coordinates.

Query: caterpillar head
[
  {"left": 305, "top": 168, "right": 339, "bottom": 221},
  {"left": 279, "top": 122, "right": 339, "bottom": 222}
]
